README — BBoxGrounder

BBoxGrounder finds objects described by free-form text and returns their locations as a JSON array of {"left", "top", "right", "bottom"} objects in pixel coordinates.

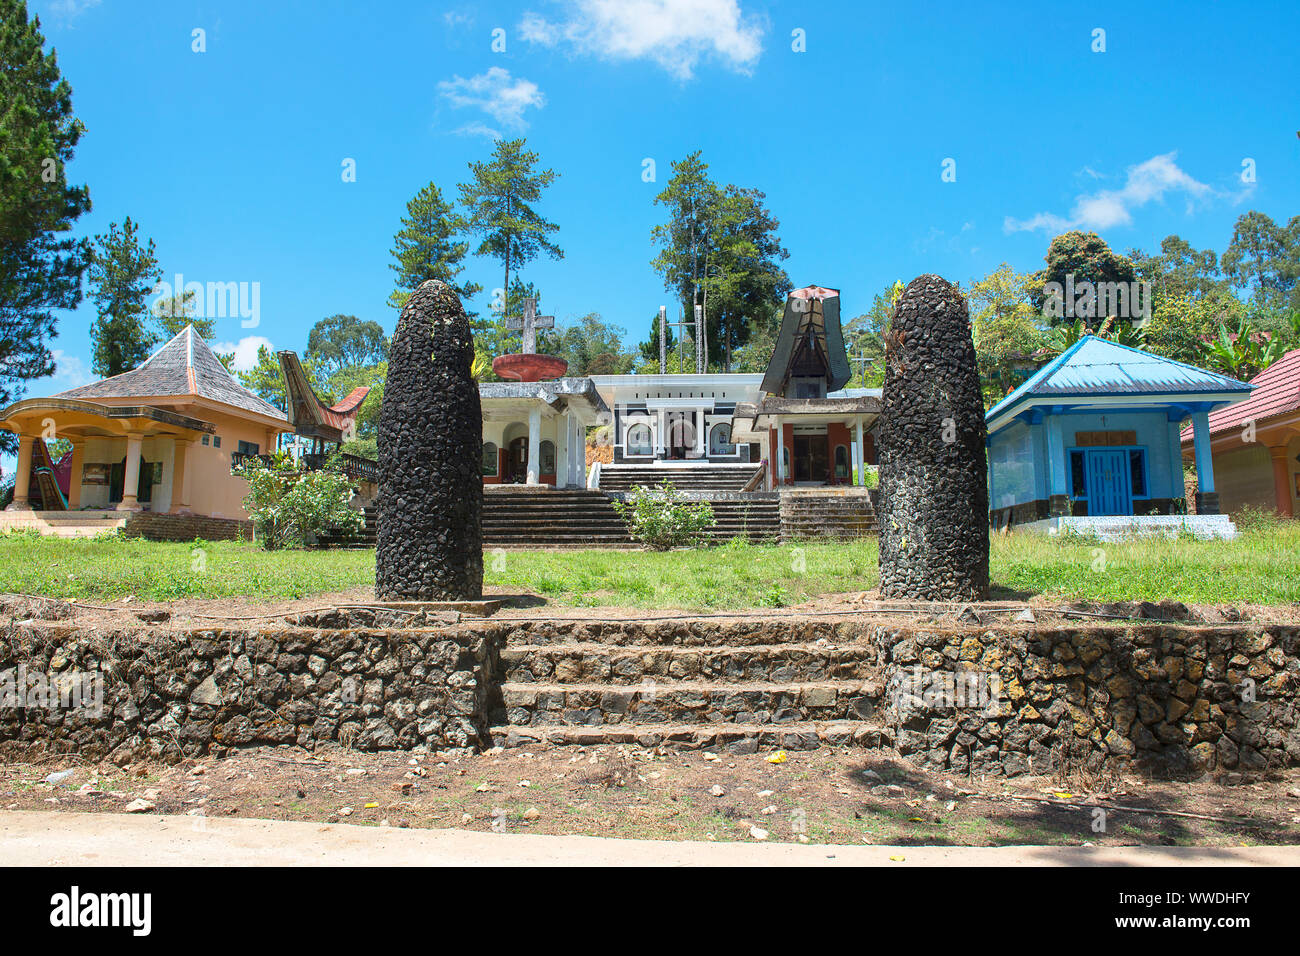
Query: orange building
[{"left": 1, "top": 326, "right": 291, "bottom": 536}]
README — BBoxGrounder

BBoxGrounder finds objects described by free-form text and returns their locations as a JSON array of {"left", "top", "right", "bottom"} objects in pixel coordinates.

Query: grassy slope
[{"left": 1, "top": 519, "right": 1297, "bottom": 608}]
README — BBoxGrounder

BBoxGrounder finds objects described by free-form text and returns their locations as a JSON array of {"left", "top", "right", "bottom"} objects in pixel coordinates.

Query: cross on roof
[{"left": 503, "top": 297, "right": 554, "bottom": 354}]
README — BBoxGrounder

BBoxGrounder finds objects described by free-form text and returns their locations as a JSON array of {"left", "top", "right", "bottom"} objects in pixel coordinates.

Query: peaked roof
[
  {"left": 55, "top": 326, "right": 287, "bottom": 422},
  {"left": 1181, "top": 347, "right": 1300, "bottom": 441},
  {"left": 760, "top": 285, "right": 851, "bottom": 396},
  {"left": 987, "top": 335, "right": 1253, "bottom": 427},
  {"left": 277, "top": 350, "right": 370, "bottom": 442}
]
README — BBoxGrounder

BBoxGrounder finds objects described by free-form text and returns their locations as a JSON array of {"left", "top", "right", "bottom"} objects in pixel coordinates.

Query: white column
[
  {"left": 776, "top": 429, "right": 786, "bottom": 482},
  {"left": 656, "top": 408, "right": 667, "bottom": 457},
  {"left": 117, "top": 433, "right": 143, "bottom": 510},
  {"left": 556, "top": 413, "right": 570, "bottom": 489},
  {"left": 1191, "top": 411, "right": 1215, "bottom": 494},
  {"left": 526, "top": 408, "right": 541, "bottom": 486},
  {"left": 854, "top": 420, "right": 865, "bottom": 486},
  {"left": 695, "top": 408, "right": 706, "bottom": 457},
  {"left": 7, "top": 435, "right": 34, "bottom": 510},
  {"left": 570, "top": 416, "right": 584, "bottom": 488}
]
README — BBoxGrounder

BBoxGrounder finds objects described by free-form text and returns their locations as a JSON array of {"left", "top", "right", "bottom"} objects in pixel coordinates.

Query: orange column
[
  {"left": 67, "top": 441, "right": 84, "bottom": 509},
  {"left": 1268, "top": 445, "right": 1294, "bottom": 517},
  {"left": 171, "top": 439, "right": 193, "bottom": 514},
  {"left": 7, "top": 435, "right": 34, "bottom": 510}
]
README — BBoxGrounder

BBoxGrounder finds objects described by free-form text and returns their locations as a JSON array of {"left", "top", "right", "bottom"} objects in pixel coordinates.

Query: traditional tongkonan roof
[
  {"left": 278, "top": 350, "right": 371, "bottom": 443},
  {"left": 760, "top": 285, "right": 852, "bottom": 397}
]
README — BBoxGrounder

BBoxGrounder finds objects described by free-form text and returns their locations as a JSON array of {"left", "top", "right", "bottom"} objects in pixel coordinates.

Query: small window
[
  {"left": 213, "top": 436, "right": 221, "bottom": 449},
  {"left": 482, "top": 441, "right": 498, "bottom": 477},
  {"left": 1070, "top": 451, "right": 1086, "bottom": 498},
  {"left": 709, "top": 422, "right": 734, "bottom": 455},
  {"left": 1129, "top": 449, "right": 1147, "bottom": 497},
  {"left": 834, "top": 445, "right": 849, "bottom": 478},
  {"left": 201, "top": 435, "right": 210, "bottom": 446},
  {"left": 237, "top": 440, "right": 259, "bottom": 455},
  {"left": 540, "top": 440, "right": 556, "bottom": 475}
]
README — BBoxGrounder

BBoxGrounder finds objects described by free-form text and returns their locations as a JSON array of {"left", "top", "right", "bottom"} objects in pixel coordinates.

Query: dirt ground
[
  {"left": 8, "top": 587, "right": 1298, "bottom": 631},
  {"left": 4, "top": 744, "right": 1298, "bottom": 848}
]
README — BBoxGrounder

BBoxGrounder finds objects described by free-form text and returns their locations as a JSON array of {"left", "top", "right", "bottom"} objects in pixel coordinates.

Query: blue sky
[{"left": 28, "top": 0, "right": 1300, "bottom": 394}]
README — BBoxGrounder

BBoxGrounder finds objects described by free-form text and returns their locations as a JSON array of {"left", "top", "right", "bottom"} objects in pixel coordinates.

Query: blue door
[{"left": 1085, "top": 449, "right": 1132, "bottom": 515}]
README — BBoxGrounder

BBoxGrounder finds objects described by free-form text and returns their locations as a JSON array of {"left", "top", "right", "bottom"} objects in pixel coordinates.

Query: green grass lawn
[{"left": 1, "top": 519, "right": 1297, "bottom": 608}]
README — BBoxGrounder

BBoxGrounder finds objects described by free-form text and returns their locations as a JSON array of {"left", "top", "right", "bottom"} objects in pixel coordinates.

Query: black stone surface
[
  {"left": 376, "top": 280, "right": 484, "bottom": 600},
  {"left": 878, "top": 274, "right": 989, "bottom": 601}
]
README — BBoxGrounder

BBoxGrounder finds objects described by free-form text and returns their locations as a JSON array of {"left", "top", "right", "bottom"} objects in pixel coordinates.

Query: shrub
[
  {"left": 232, "top": 452, "right": 364, "bottom": 550},
  {"left": 612, "top": 480, "right": 716, "bottom": 550}
]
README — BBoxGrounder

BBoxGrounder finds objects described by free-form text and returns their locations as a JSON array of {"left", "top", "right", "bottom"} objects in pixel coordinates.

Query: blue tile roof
[{"left": 986, "top": 335, "right": 1252, "bottom": 427}]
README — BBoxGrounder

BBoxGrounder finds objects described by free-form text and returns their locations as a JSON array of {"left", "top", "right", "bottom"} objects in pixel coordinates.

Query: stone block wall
[
  {"left": 875, "top": 623, "right": 1300, "bottom": 778},
  {"left": 0, "top": 620, "right": 501, "bottom": 761},
  {"left": 123, "top": 512, "right": 252, "bottom": 542}
]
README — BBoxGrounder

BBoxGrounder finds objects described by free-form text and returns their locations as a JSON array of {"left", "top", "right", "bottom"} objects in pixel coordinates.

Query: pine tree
[
  {"left": 388, "top": 182, "right": 480, "bottom": 310},
  {"left": 87, "top": 217, "right": 161, "bottom": 376},
  {"left": 457, "top": 138, "right": 562, "bottom": 314},
  {"left": 0, "top": 0, "right": 92, "bottom": 420}
]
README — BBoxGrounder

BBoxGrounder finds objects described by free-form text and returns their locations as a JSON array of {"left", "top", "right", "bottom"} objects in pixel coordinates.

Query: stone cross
[{"left": 504, "top": 297, "right": 554, "bottom": 354}]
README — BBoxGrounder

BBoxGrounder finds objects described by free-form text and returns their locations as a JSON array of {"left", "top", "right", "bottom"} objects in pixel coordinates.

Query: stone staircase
[
  {"left": 483, "top": 489, "right": 633, "bottom": 549},
  {"left": 780, "top": 489, "right": 880, "bottom": 540},
  {"left": 597, "top": 463, "right": 761, "bottom": 493},
  {"left": 487, "top": 618, "right": 888, "bottom": 752},
  {"left": 702, "top": 495, "right": 780, "bottom": 542}
]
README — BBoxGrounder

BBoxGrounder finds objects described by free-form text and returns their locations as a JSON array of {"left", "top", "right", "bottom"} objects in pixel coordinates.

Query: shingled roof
[{"left": 54, "top": 326, "right": 287, "bottom": 422}]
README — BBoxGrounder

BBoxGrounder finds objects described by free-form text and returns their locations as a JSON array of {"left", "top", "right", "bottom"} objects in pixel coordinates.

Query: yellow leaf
[
  {"left": 364, "top": 802, "right": 379, "bottom": 809},
  {"left": 889, "top": 855, "right": 906, "bottom": 862},
  {"left": 766, "top": 751, "right": 788, "bottom": 764}
]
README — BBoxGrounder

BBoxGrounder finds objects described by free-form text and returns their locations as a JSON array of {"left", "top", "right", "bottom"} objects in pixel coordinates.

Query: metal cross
[
  {"left": 849, "top": 342, "right": 874, "bottom": 380},
  {"left": 503, "top": 297, "right": 554, "bottom": 354}
]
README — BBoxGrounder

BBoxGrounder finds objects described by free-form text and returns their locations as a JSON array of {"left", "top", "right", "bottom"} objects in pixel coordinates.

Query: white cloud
[
  {"left": 43, "top": 0, "right": 101, "bottom": 20},
  {"left": 520, "top": 0, "right": 765, "bottom": 81},
  {"left": 212, "top": 336, "right": 273, "bottom": 373},
  {"left": 437, "top": 67, "right": 545, "bottom": 137},
  {"left": 1005, "top": 152, "right": 1216, "bottom": 234},
  {"left": 38, "top": 349, "right": 94, "bottom": 392}
]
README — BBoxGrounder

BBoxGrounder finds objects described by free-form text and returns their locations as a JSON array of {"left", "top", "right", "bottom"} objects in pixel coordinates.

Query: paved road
[{"left": 2, "top": 811, "right": 1295, "bottom": 866}]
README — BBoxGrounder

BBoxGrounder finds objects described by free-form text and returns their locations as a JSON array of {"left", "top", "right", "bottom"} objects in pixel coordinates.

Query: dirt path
[{"left": 3, "top": 810, "right": 1296, "bottom": 866}]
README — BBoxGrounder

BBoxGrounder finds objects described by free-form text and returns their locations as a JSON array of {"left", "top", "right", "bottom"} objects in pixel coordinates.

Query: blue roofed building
[{"left": 985, "top": 336, "right": 1254, "bottom": 538}]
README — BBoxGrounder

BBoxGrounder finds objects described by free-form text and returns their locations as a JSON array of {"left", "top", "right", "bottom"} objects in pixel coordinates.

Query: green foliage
[
  {"left": 0, "top": 0, "right": 92, "bottom": 424},
  {"left": 1141, "top": 290, "right": 1238, "bottom": 364},
  {"left": 649, "top": 151, "right": 790, "bottom": 370},
  {"left": 1031, "top": 230, "right": 1137, "bottom": 321},
  {"left": 1194, "top": 316, "right": 1282, "bottom": 379},
  {"left": 611, "top": 481, "right": 716, "bottom": 550},
  {"left": 968, "top": 265, "right": 1045, "bottom": 400},
  {"left": 388, "top": 181, "right": 480, "bottom": 309},
  {"left": 232, "top": 452, "right": 364, "bottom": 550},
  {"left": 842, "top": 281, "right": 902, "bottom": 388},
  {"left": 305, "top": 313, "right": 388, "bottom": 376},
  {"left": 547, "top": 312, "right": 635, "bottom": 375},
  {"left": 87, "top": 216, "right": 161, "bottom": 376},
  {"left": 457, "top": 137, "right": 562, "bottom": 310},
  {"left": 1221, "top": 210, "right": 1300, "bottom": 312}
]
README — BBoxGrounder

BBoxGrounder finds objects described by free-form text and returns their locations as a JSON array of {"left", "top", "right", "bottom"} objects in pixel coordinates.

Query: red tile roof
[{"left": 1181, "top": 348, "right": 1300, "bottom": 442}]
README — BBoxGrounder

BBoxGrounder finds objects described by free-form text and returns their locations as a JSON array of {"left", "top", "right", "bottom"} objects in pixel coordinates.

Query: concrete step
[{"left": 490, "top": 720, "right": 889, "bottom": 751}]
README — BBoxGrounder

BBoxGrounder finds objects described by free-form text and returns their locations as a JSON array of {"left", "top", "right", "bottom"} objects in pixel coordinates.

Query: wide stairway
[
  {"left": 597, "top": 463, "right": 761, "bottom": 493},
  {"left": 780, "top": 490, "right": 879, "bottom": 539},
  {"left": 488, "top": 618, "right": 887, "bottom": 752}
]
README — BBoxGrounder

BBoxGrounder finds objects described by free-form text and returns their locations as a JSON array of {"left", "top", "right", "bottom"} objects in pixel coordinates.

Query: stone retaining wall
[
  {"left": 123, "top": 512, "right": 252, "bottom": 542},
  {"left": 0, "top": 619, "right": 501, "bottom": 761}
]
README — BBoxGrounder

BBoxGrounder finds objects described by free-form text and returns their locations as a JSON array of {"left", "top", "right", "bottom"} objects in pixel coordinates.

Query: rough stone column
[
  {"left": 376, "top": 280, "right": 483, "bottom": 600},
  {"left": 877, "top": 275, "right": 989, "bottom": 601}
]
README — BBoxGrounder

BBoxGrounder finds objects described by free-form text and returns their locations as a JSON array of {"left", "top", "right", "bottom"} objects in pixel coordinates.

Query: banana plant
[{"left": 1196, "top": 318, "right": 1282, "bottom": 379}]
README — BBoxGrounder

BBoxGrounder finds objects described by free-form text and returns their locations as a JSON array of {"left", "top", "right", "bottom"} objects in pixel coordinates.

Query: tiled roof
[
  {"left": 988, "top": 335, "right": 1252, "bottom": 426},
  {"left": 55, "top": 326, "right": 287, "bottom": 422},
  {"left": 1181, "top": 347, "right": 1300, "bottom": 441}
]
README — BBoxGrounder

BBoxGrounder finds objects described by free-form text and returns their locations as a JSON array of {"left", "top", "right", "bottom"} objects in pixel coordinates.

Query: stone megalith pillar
[
  {"left": 376, "top": 279, "right": 483, "bottom": 600},
  {"left": 877, "top": 275, "right": 989, "bottom": 601}
]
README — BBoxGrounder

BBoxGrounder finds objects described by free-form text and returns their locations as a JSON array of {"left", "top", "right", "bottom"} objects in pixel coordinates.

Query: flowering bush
[
  {"left": 232, "top": 453, "right": 364, "bottom": 550},
  {"left": 612, "top": 480, "right": 716, "bottom": 550}
]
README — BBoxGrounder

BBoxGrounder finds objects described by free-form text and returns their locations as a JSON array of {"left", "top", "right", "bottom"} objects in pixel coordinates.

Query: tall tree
[
  {"left": 551, "top": 313, "right": 634, "bottom": 375},
  {"left": 1128, "top": 235, "right": 1223, "bottom": 304},
  {"left": 388, "top": 181, "right": 480, "bottom": 310},
  {"left": 305, "top": 313, "right": 388, "bottom": 377},
  {"left": 87, "top": 216, "right": 161, "bottom": 377},
  {"left": 1221, "top": 211, "right": 1300, "bottom": 312},
  {"left": 843, "top": 281, "right": 904, "bottom": 388},
  {"left": 457, "top": 138, "right": 561, "bottom": 315},
  {"left": 0, "top": 0, "right": 92, "bottom": 423},
  {"left": 1031, "top": 230, "right": 1137, "bottom": 322},
  {"left": 651, "top": 153, "right": 789, "bottom": 370}
]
